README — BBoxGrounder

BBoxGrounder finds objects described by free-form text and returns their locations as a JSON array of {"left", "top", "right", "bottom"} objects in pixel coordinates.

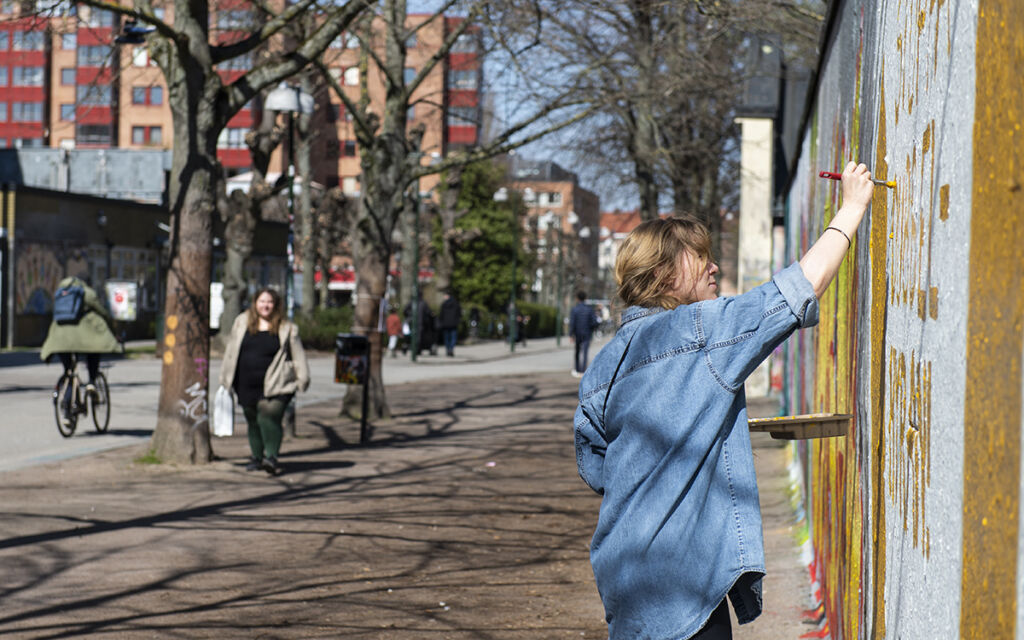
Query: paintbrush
[{"left": 818, "top": 170, "right": 896, "bottom": 189}]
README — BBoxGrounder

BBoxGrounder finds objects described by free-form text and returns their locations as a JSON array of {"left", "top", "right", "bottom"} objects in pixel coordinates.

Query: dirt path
[{"left": 0, "top": 372, "right": 810, "bottom": 639}]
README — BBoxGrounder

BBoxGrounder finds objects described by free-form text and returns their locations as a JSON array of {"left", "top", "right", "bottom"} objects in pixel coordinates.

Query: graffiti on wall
[{"left": 14, "top": 244, "right": 89, "bottom": 314}]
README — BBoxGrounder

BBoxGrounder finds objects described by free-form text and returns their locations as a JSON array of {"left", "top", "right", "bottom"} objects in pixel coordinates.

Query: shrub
[
  {"left": 295, "top": 306, "right": 354, "bottom": 351},
  {"left": 516, "top": 302, "right": 559, "bottom": 338}
]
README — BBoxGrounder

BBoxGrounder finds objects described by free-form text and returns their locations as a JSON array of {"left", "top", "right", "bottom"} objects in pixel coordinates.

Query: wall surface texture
[{"left": 782, "top": 0, "right": 1023, "bottom": 638}]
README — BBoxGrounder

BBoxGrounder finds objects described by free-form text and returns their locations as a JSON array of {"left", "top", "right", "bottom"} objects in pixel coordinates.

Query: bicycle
[{"left": 53, "top": 356, "right": 111, "bottom": 437}]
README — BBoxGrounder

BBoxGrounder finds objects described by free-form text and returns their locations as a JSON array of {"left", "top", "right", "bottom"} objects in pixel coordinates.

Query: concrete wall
[{"left": 781, "top": 0, "right": 1023, "bottom": 637}]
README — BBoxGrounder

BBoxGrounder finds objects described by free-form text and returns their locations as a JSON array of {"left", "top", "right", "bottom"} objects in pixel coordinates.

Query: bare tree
[
  {"left": 69, "top": 0, "right": 373, "bottom": 464},
  {"left": 316, "top": 0, "right": 596, "bottom": 420}
]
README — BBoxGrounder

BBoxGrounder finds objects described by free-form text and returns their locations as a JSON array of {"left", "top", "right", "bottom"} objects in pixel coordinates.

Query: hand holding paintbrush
[{"left": 819, "top": 170, "right": 895, "bottom": 189}]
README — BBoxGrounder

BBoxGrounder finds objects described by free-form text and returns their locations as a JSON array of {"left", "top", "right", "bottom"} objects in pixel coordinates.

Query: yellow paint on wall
[
  {"left": 960, "top": 0, "right": 1024, "bottom": 634},
  {"left": 869, "top": 76, "right": 889, "bottom": 640},
  {"left": 165, "top": 334, "right": 176, "bottom": 348},
  {"left": 166, "top": 315, "right": 178, "bottom": 331},
  {"left": 163, "top": 350, "right": 173, "bottom": 365}
]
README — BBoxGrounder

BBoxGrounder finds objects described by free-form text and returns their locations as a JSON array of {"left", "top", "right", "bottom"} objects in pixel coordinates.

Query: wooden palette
[{"left": 747, "top": 413, "right": 851, "bottom": 440}]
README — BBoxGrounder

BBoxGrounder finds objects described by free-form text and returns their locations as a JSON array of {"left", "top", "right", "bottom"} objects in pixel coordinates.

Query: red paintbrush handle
[{"left": 818, "top": 171, "right": 842, "bottom": 180}]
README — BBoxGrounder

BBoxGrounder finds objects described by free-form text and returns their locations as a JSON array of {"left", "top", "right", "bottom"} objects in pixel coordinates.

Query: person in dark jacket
[
  {"left": 569, "top": 290, "right": 599, "bottom": 377},
  {"left": 438, "top": 291, "right": 462, "bottom": 357},
  {"left": 404, "top": 294, "right": 437, "bottom": 356}
]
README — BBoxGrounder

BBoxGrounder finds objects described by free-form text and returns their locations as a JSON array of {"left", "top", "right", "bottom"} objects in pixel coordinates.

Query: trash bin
[{"left": 335, "top": 333, "right": 369, "bottom": 385}]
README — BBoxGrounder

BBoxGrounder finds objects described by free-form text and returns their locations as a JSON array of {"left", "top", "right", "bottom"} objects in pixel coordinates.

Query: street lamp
[
  {"left": 408, "top": 152, "right": 441, "bottom": 363},
  {"left": 494, "top": 186, "right": 530, "bottom": 352},
  {"left": 264, "top": 82, "right": 314, "bottom": 319}
]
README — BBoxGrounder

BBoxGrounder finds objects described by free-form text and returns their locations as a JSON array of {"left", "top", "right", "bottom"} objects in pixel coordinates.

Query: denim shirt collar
[{"left": 620, "top": 305, "right": 667, "bottom": 326}]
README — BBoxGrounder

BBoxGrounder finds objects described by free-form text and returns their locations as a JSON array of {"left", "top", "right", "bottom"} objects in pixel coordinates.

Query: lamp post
[
  {"left": 494, "top": 186, "right": 527, "bottom": 352},
  {"left": 409, "top": 160, "right": 422, "bottom": 362},
  {"left": 264, "top": 82, "right": 313, "bottom": 320}
]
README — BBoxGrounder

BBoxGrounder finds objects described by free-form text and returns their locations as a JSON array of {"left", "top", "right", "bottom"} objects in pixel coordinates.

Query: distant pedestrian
[
  {"left": 220, "top": 287, "right": 310, "bottom": 476},
  {"left": 386, "top": 308, "right": 402, "bottom": 358},
  {"left": 569, "top": 291, "right": 599, "bottom": 377},
  {"left": 439, "top": 291, "right": 462, "bottom": 357}
]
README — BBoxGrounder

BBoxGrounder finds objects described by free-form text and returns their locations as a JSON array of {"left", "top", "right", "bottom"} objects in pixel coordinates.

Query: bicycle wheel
[
  {"left": 90, "top": 372, "right": 111, "bottom": 433},
  {"left": 53, "top": 373, "right": 77, "bottom": 437}
]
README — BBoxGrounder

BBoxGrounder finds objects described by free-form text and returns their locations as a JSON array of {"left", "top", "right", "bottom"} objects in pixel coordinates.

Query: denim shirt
[{"left": 574, "top": 262, "right": 818, "bottom": 640}]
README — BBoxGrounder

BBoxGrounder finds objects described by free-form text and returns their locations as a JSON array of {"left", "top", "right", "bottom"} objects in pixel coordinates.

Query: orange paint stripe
[{"left": 960, "top": 0, "right": 1024, "bottom": 634}]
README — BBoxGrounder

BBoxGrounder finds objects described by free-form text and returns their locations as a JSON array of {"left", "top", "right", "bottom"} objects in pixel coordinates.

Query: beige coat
[{"left": 219, "top": 312, "right": 310, "bottom": 399}]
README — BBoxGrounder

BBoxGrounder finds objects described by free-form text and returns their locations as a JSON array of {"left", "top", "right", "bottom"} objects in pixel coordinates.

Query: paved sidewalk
[{"left": 0, "top": 370, "right": 812, "bottom": 638}]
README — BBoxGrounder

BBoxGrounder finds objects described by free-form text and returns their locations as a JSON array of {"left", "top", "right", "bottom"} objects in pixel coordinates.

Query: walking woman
[
  {"left": 574, "top": 162, "right": 874, "bottom": 639},
  {"left": 220, "top": 287, "right": 310, "bottom": 476}
]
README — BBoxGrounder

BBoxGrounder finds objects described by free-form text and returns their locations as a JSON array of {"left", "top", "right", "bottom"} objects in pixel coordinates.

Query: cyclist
[{"left": 41, "top": 276, "right": 120, "bottom": 406}]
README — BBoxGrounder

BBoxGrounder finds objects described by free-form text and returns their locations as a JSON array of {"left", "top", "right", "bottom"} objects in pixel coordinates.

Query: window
[
  {"left": 153, "top": 8, "right": 165, "bottom": 19},
  {"left": 151, "top": 86, "right": 163, "bottom": 105},
  {"left": 76, "top": 85, "right": 111, "bottom": 106},
  {"left": 0, "top": 67, "right": 6, "bottom": 86},
  {"left": 76, "top": 124, "right": 111, "bottom": 144},
  {"left": 60, "top": 103, "right": 75, "bottom": 120},
  {"left": 12, "top": 31, "right": 44, "bottom": 51},
  {"left": 217, "top": 127, "right": 247, "bottom": 149},
  {"left": 78, "top": 45, "right": 110, "bottom": 66},
  {"left": 11, "top": 102, "right": 43, "bottom": 121},
  {"left": 446, "top": 106, "right": 477, "bottom": 126},
  {"left": 131, "top": 126, "right": 164, "bottom": 145},
  {"left": 448, "top": 69, "right": 477, "bottom": 90},
  {"left": 132, "top": 87, "right": 146, "bottom": 104},
  {"left": 85, "top": 8, "right": 115, "bottom": 27},
  {"left": 61, "top": 67, "right": 75, "bottom": 85},
  {"left": 0, "top": 102, "right": 6, "bottom": 122},
  {"left": 406, "top": 104, "right": 414, "bottom": 121},
  {"left": 0, "top": 32, "right": 8, "bottom": 50},
  {"left": 15, "top": 137, "right": 44, "bottom": 148},
  {"left": 13, "top": 66, "right": 43, "bottom": 86},
  {"left": 61, "top": 33, "right": 76, "bottom": 49},
  {"left": 343, "top": 67, "right": 359, "bottom": 86},
  {"left": 406, "top": 31, "right": 417, "bottom": 48},
  {"left": 451, "top": 33, "right": 477, "bottom": 53},
  {"left": 404, "top": 67, "right": 416, "bottom": 85},
  {"left": 342, "top": 140, "right": 356, "bottom": 156},
  {"left": 217, "top": 9, "right": 253, "bottom": 29},
  {"left": 326, "top": 103, "right": 340, "bottom": 122},
  {"left": 548, "top": 192, "right": 562, "bottom": 206},
  {"left": 341, "top": 176, "right": 359, "bottom": 194},
  {"left": 0, "top": 1, "right": 11, "bottom": 15},
  {"left": 220, "top": 52, "right": 252, "bottom": 71}
]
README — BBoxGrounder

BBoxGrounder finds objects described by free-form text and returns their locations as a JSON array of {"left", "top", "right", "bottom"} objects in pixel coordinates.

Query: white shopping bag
[{"left": 212, "top": 385, "right": 235, "bottom": 437}]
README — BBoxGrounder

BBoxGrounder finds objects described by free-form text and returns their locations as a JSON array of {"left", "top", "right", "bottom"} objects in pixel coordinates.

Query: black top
[{"left": 235, "top": 331, "right": 279, "bottom": 407}]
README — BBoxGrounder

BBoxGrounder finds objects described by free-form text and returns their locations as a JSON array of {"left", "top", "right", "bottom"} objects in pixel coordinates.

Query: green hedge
[
  {"left": 294, "top": 306, "right": 354, "bottom": 350},
  {"left": 515, "top": 301, "right": 559, "bottom": 338}
]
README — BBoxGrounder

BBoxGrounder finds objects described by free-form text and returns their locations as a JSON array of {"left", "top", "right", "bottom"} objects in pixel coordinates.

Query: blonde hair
[
  {"left": 615, "top": 216, "right": 712, "bottom": 309},
  {"left": 247, "top": 287, "right": 284, "bottom": 335}
]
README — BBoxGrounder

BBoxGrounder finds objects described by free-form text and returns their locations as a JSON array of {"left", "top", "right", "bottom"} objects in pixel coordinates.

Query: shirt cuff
[{"left": 772, "top": 262, "right": 819, "bottom": 328}]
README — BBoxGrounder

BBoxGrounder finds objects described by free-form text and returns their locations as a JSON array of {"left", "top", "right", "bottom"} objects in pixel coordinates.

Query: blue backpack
[{"left": 53, "top": 285, "right": 85, "bottom": 324}]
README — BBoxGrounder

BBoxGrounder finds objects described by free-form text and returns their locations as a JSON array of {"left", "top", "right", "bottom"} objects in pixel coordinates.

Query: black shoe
[
  {"left": 245, "top": 457, "right": 262, "bottom": 471},
  {"left": 262, "top": 457, "right": 282, "bottom": 476}
]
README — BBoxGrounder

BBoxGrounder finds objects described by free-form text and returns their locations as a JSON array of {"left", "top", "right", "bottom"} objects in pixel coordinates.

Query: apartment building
[
  {"left": 0, "top": 4, "right": 481, "bottom": 192},
  {"left": 502, "top": 156, "right": 600, "bottom": 305}
]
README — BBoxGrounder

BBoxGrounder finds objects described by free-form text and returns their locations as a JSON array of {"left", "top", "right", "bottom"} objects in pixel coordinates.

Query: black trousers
[
  {"left": 691, "top": 599, "right": 731, "bottom": 640},
  {"left": 59, "top": 353, "right": 100, "bottom": 383}
]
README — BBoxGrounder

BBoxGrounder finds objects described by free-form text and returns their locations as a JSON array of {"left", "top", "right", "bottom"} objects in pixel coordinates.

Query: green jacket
[{"left": 40, "top": 277, "right": 120, "bottom": 361}]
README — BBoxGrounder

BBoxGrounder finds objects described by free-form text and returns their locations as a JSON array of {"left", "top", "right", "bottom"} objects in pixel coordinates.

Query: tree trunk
[
  {"left": 298, "top": 75, "right": 317, "bottom": 316},
  {"left": 152, "top": 157, "right": 216, "bottom": 464},
  {"left": 341, "top": 216, "right": 391, "bottom": 421}
]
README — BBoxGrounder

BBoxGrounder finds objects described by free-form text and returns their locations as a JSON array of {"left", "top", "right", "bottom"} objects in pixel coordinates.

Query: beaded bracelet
[{"left": 825, "top": 226, "right": 852, "bottom": 246}]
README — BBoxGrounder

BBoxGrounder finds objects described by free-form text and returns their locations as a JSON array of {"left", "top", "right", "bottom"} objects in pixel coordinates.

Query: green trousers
[{"left": 241, "top": 397, "right": 290, "bottom": 460}]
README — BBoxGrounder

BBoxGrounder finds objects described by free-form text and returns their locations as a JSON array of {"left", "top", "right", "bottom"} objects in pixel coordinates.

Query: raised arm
[{"left": 798, "top": 162, "right": 875, "bottom": 297}]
